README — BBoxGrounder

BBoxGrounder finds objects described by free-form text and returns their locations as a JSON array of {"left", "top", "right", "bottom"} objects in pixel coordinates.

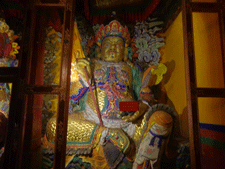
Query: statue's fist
[
  {"left": 122, "top": 101, "right": 150, "bottom": 122},
  {"left": 122, "top": 111, "right": 140, "bottom": 122},
  {"left": 76, "top": 58, "right": 91, "bottom": 79}
]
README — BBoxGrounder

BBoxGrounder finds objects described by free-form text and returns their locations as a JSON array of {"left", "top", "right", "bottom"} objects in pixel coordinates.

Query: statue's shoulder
[
  {"left": 125, "top": 61, "right": 142, "bottom": 74},
  {"left": 92, "top": 59, "right": 105, "bottom": 70}
]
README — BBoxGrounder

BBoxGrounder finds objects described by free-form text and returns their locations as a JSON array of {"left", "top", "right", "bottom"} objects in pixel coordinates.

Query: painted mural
[{"left": 0, "top": 19, "right": 20, "bottom": 67}]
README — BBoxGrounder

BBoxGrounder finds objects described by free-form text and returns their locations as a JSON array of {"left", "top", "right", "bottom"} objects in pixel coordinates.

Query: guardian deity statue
[{"left": 44, "top": 20, "right": 175, "bottom": 169}]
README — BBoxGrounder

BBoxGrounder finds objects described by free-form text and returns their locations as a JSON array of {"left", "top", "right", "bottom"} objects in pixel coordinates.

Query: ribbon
[{"left": 149, "top": 129, "right": 168, "bottom": 147}]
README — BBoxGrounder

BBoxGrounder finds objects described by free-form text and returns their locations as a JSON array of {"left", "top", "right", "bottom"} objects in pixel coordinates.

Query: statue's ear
[
  {"left": 96, "top": 46, "right": 101, "bottom": 59},
  {"left": 123, "top": 47, "right": 128, "bottom": 61}
]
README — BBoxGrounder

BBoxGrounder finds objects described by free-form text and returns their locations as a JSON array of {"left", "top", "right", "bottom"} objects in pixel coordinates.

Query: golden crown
[{"left": 95, "top": 20, "right": 130, "bottom": 47}]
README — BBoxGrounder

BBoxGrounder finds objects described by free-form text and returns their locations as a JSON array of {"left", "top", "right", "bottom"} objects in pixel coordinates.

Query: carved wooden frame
[
  {"left": 182, "top": 0, "right": 225, "bottom": 169},
  {"left": 17, "top": 0, "right": 76, "bottom": 169}
]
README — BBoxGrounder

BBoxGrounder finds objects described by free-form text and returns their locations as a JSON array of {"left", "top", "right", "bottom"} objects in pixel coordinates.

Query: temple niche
[
  {"left": 1, "top": 0, "right": 225, "bottom": 169},
  {"left": 28, "top": 3, "right": 191, "bottom": 169},
  {"left": 0, "top": 1, "right": 189, "bottom": 169}
]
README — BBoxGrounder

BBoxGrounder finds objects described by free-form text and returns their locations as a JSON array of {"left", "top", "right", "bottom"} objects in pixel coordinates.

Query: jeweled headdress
[{"left": 95, "top": 20, "right": 130, "bottom": 47}]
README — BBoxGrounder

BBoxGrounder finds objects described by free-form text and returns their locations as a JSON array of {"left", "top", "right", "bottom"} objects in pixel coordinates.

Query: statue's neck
[{"left": 96, "top": 59, "right": 124, "bottom": 64}]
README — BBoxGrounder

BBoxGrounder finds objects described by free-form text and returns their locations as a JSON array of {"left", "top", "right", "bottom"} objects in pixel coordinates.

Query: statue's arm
[
  {"left": 122, "top": 65, "right": 156, "bottom": 122},
  {"left": 76, "top": 58, "right": 92, "bottom": 81},
  {"left": 69, "top": 58, "right": 92, "bottom": 112}
]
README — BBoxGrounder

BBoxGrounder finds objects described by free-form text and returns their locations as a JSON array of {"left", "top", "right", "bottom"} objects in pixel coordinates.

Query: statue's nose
[{"left": 110, "top": 44, "right": 116, "bottom": 50}]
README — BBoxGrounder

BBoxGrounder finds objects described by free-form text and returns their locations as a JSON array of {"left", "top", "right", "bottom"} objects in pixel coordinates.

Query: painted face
[{"left": 101, "top": 36, "right": 125, "bottom": 62}]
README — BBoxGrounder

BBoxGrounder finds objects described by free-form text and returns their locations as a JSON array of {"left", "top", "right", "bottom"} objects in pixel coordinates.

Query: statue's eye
[
  {"left": 105, "top": 43, "right": 110, "bottom": 48},
  {"left": 116, "top": 44, "right": 122, "bottom": 49}
]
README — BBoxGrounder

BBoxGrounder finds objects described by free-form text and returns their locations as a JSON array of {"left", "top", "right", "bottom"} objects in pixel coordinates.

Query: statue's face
[{"left": 101, "top": 36, "right": 125, "bottom": 62}]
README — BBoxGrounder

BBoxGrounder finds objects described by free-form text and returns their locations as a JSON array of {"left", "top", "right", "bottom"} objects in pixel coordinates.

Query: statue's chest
[
  {"left": 93, "top": 62, "right": 132, "bottom": 85},
  {"left": 92, "top": 61, "right": 133, "bottom": 120}
]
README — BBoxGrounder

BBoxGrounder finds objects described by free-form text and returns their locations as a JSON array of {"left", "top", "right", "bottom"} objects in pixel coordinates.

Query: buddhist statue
[{"left": 44, "top": 20, "right": 175, "bottom": 169}]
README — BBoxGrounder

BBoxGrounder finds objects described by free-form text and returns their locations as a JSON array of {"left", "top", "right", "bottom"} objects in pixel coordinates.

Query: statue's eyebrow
[
  {"left": 116, "top": 39, "right": 123, "bottom": 43},
  {"left": 103, "top": 39, "right": 123, "bottom": 43},
  {"left": 101, "top": 36, "right": 125, "bottom": 49},
  {"left": 102, "top": 40, "right": 110, "bottom": 44},
  {"left": 103, "top": 39, "right": 113, "bottom": 43}
]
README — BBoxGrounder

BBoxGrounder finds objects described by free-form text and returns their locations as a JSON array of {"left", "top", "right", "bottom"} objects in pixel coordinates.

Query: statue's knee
[
  {"left": 46, "top": 116, "right": 57, "bottom": 142},
  {"left": 148, "top": 110, "right": 173, "bottom": 130},
  {"left": 133, "top": 110, "right": 174, "bottom": 168},
  {"left": 67, "top": 113, "right": 97, "bottom": 142}
]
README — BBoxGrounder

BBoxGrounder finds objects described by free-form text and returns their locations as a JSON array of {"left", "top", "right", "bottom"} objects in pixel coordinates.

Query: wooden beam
[
  {"left": 23, "top": 85, "right": 62, "bottom": 94},
  {"left": 34, "top": 3, "right": 65, "bottom": 8},
  {"left": 53, "top": 0, "right": 75, "bottom": 168},
  {"left": 182, "top": 0, "right": 202, "bottom": 168},
  {"left": 0, "top": 68, "right": 19, "bottom": 76},
  {"left": 197, "top": 88, "right": 225, "bottom": 98},
  {"left": 191, "top": 2, "right": 219, "bottom": 13},
  {"left": 218, "top": 6, "right": 225, "bottom": 86}
]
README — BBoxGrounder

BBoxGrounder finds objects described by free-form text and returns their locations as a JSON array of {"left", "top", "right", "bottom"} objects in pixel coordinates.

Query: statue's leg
[
  {"left": 45, "top": 112, "right": 103, "bottom": 155},
  {"left": 133, "top": 110, "right": 173, "bottom": 169},
  {"left": 99, "top": 128, "right": 131, "bottom": 169}
]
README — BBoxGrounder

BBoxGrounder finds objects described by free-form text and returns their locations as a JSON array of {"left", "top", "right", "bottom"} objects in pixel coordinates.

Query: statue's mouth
[{"left": 108, "top": 50, "right": 117, "bottom": 54}]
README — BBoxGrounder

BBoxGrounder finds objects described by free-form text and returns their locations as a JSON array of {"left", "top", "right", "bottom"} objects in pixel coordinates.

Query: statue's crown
[{"left": 96, "top": 20, "right": 130, "bottom": 47}]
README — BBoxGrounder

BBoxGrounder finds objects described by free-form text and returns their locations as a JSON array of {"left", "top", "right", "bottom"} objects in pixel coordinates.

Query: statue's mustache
[{"left": 108, "top": 50, "right": 118, "bottom": 54}]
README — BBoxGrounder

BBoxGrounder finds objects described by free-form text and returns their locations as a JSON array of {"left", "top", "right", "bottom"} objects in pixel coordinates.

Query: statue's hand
[
  {"left": 76, "top": 58, "right": 91, "bottom": 79},
  {"left": 122, "top": 101, "right": 150, "bottom": 122},
  {"left": 122, "top": 111, "right": 141, "bottom": 122}
]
